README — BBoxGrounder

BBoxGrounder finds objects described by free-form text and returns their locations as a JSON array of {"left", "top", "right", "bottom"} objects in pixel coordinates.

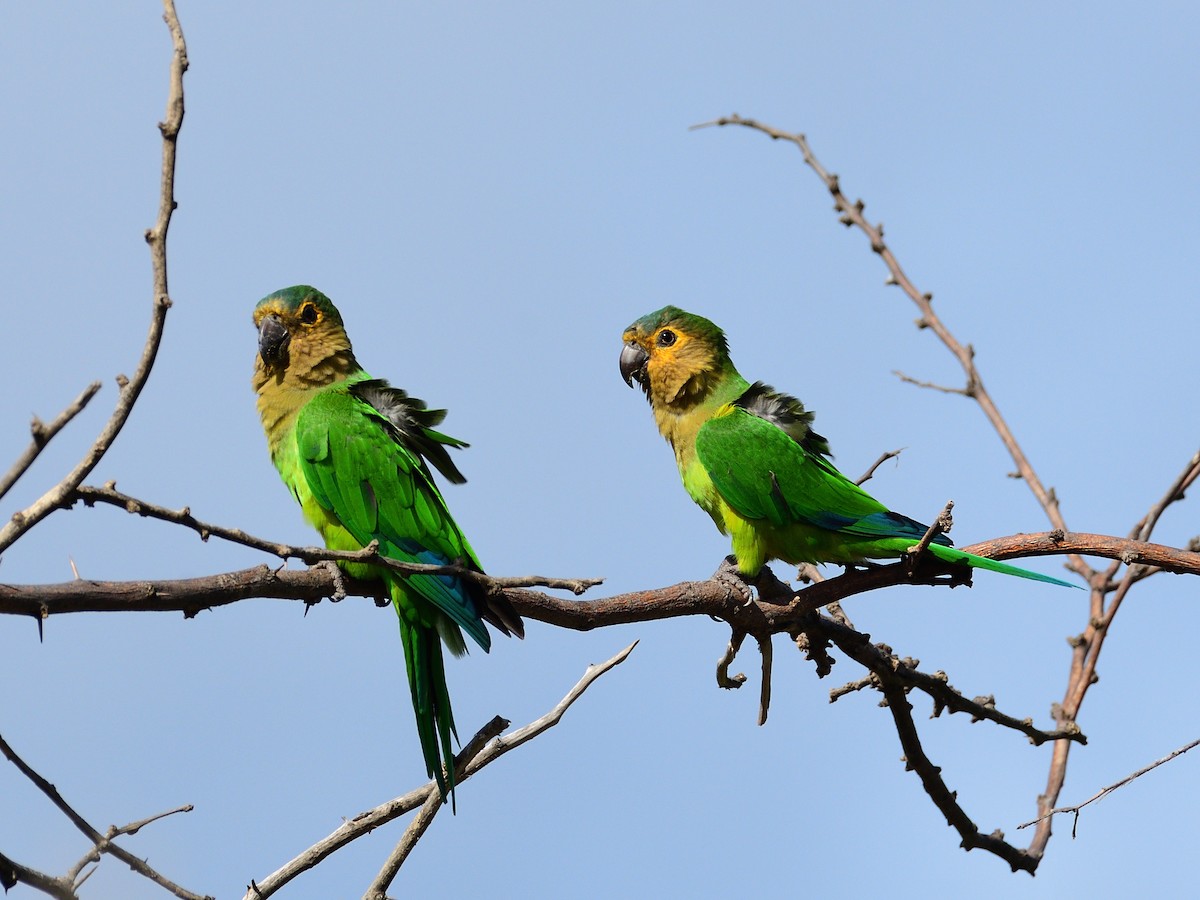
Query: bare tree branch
[
  {"left": 854, "top": 448, "right": 903, "bottom": 486},
  {"left": 0, "top": 381, "right": 102, "bottom": 503},
  {"left": 1133, "top": 449, "right": 1200, "bottom": 544},
  {"left": 0, "top": 9, "right": 203, "bottom": 896},
  {"left": 816, "top": 616, "right": 1083, "bottom": 746},
  {"left": 362, "top": 719, "right": 505, "bottom": 899},
  {"left": 0, "top": 849, "right": 76, "bottom": 900},
  {"left": 246, "top": 643, "right": 637, "bottom": 900},
  {"left": 1017, "top": 736, "right": 1200, "bottom": 836},
  {"left": 69, "top": 482, "right": 602, "bottom": 595},
  {"left": 0, "top": 731, "right": 210, "bottom": 900},
  {"left": 1030, "top": 447, "right": 1200, "bottom": 858},
  {"left": 892, "top": 370, "right": 973, "bottom": 397},
  {"left": 907, "top": 500, "right": 955, "bottom": 560},
  {"left": 0, "top": 0, "right": 187, "bottom": 556},
  {"left": 3, "top": 532, "right": 1195, "bottom": 625},
  {"left": 877, "top": 677, "right": 1037, "bottom": 873},
  {"left": 63, "top": 805, "right": 196, "bottom": 889}
]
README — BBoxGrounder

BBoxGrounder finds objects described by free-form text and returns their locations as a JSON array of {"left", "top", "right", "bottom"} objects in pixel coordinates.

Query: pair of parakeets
[{"left": 252, "top": 286, "right": 1071, "bottom": 803}]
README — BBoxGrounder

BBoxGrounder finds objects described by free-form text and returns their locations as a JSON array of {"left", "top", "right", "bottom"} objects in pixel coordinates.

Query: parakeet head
[
  {"left": 620, "top": 306, "right": 733, "bottom": 407},
  {"left": 252, "top": 285, "right": 358, "bottom": 388}
]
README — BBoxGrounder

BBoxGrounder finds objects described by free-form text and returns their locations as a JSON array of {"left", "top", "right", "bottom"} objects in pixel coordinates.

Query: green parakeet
[
  {"left": 253, "top": 285, "right": 523, "bottom": 803},
  {"left": 619, "top": 305, "right": 1073, "bottom": 588}
]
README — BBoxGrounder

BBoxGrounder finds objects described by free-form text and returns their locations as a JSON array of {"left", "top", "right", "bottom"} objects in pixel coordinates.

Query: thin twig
[
  {"left": 892, "top": 372, "right": 974, "bottom": 396},
  {"left": 112, "top": 804, "right": 195, "bottom": 838},
  {"left": 1018, "top": 736, "right": 1200, "bottom": 836},
  {"left": 893, "top": 371, "right": 973, "bottom": 397},
  {"left": 0, "top": 382, "right": 102, "bottom": 503},
  {"left": 829, "top": 674, "right": 875, "bottom": 702},
  {"left": 70, "top": 482, "right": 602, "bottom": 595},
  {"left": 855, "top": 448, "right": 903, "bottom": 486},
  {"left": 1131, "top": 449, "right": 1200, "bottom": 544}
]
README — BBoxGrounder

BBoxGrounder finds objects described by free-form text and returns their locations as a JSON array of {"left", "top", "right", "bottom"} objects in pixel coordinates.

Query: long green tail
[
  {"left": 397, "top": 615, "right": 459, "bottom": 806},
  {"left": 927, "top": 543, "right": 1078, "bottom": 588}
]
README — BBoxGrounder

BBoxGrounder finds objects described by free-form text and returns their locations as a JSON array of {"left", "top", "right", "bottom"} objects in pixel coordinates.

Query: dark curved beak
[
  {"left": 619, "top": 342, "right": 649, "bottom": 388},
  {"left": 258, "top": 313, "right": 290, "bottom": 366}
]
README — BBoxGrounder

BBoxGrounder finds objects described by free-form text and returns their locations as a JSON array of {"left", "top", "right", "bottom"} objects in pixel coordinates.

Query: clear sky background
[{"left": 2, "top": 3, "right": 1197, "bottom": 898}]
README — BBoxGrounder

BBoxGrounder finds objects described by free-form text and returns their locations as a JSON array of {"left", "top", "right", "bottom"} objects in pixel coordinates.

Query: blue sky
[{"left": 2, "top": 3, "right": 1197, "bottom": 898}]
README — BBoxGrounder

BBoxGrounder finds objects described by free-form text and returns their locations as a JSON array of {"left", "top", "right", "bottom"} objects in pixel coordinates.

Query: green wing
[
  {"left": 295, "top": 385, "right": 490, "bottom": 649},
  {"left": 695, "top": 405, "right": 943, "bottom": 544}
]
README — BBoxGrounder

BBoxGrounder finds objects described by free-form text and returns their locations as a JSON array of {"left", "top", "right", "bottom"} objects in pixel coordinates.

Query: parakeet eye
[
  {"left": 299, "top": 302, "right": 319, "bottom": 325},
  {"left": 657, "top": 329, "right": 677, "bottom": 347}
]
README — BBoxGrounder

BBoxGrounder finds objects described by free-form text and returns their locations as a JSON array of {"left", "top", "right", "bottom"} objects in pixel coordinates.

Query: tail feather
[
  {"left": 398, "top": 615, "right": 459, "bottom": 807},
  {"left": 479, "top": 587, "right": 526, "bottom": 640},
  {"left": 926, "top": 543, "right": 1079, "bottom": 588}
]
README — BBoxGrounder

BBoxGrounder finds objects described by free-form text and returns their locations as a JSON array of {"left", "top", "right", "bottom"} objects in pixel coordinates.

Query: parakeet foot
[
  {"left": 744, "top": 566, "right": 794, "bottom": 605},
  {"left": 314, "top": 559, "right": 347, "bottom": 601},
  {"left": 712, "top": 555, "right": 755, "bottom": 606},
  {"left": 711, "top": 557, "right": 794, "bottom": 606}
]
